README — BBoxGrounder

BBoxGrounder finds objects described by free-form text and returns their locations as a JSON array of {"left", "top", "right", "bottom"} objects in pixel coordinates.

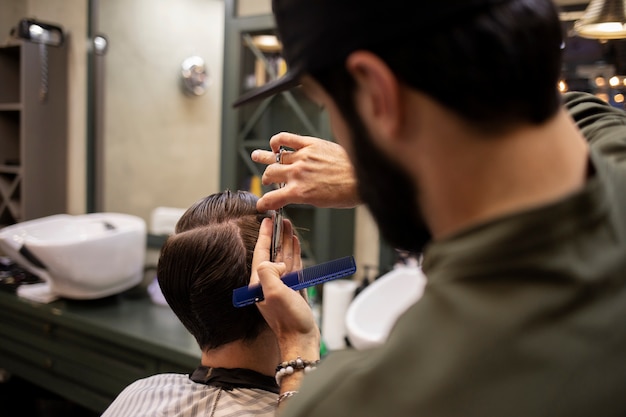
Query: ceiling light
[
  {"left": 575, "top": 0, "right": 626, "bottom": 40},
  {"left": 250, "top": 35, "right": 282, "bottom": 53}
]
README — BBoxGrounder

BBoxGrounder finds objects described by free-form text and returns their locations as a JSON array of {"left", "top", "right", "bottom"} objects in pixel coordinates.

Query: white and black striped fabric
[{"left": 101, "top": 373, "right": 277, "bottom": 417}]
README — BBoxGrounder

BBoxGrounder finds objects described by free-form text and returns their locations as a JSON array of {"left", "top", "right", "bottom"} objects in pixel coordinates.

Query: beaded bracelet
[
  {"left": 275, "top": 356, "right": 320, "bottom": 385},
  {"left": 277, "top": 390, "right": 299, "bottom": 406}
]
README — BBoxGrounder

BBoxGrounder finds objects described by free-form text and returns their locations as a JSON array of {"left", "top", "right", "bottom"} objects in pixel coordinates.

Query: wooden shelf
[
  {"left": 0, "top": 290, "right": 200, "bottom": 414},
  {"left": 0, "top": 41, "right": 67, "bottom": 225},
  {"left": 0, "top": 103, "right": 21, "bottom": 111},
  {"left": 0, "top": 164, "right": 21, "bottom": 174}
]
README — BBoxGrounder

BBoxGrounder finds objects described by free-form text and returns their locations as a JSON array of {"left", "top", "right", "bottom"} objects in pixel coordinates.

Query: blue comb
[{"left": 232, "top": 255, "right": 357, "bottom": 307}]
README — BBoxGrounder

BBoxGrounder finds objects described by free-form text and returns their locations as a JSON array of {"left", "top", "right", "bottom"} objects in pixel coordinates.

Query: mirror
[{"left": 89, "top": 0, "right": 226, "bottom": 230}]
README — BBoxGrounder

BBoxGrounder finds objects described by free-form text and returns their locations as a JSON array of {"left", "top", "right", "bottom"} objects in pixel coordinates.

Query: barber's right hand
[
  {"left": 251, "top": 217, "right": 320, "bottom": 360},
  {"left": 251, "top": 132, "right": 361, "bottom": 212}
]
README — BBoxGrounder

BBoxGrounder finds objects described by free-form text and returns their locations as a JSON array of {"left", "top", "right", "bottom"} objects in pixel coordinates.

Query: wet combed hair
[
  {"left": 157, "top": 190, "right": 271, "bottom": 351},
  {"left": 312, "top": 0, "right": 564, "bottom": 136}
]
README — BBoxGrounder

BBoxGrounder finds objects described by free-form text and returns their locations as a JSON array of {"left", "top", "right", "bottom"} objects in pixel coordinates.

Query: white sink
[
  {"left": 346, "top": 266, "right": 427, "bottom": 350},
  {"left": 0, "top": 213, "right": 146, "bottom": 299}
]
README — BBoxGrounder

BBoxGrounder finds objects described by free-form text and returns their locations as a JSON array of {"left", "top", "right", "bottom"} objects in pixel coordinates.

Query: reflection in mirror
[
  {"left": 89, "top": 0, "right": 225, "bottom": 228},
  {"left": 237, "top": 0, "right": 272, "bottom": 17}
]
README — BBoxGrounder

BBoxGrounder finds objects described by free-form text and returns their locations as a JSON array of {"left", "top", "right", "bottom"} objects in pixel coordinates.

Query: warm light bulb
[
  {"left": 600, "top": 22, "right": 625, "bottom": 32},
  {"left": 596, "top": 93, "right": 610, "bottom": 102},
  {"left": 610, "top": 76, "right": 620, "bottom": 87},
  {"left": 577, "top": 22, "right": 626, "bottom": 40},
  {"left": 29, "top": 24, "right": 44, "bottom": 37},
  {"left": 614, "top": 93, "right": 624, "bottom": 103},
  {"left": 251, "top": 35, "right": 282, "bottom": 52},
  {"left": 558, "top": 80, "right": 568, "bottom": 93},
  {"left": 596, "top": 76, "right": 606, "bottom": 87}
]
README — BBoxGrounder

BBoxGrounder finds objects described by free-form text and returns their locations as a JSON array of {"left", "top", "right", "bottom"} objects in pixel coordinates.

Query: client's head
[{"left": 157, "top": 190, "right": 270, "bottom": 351}]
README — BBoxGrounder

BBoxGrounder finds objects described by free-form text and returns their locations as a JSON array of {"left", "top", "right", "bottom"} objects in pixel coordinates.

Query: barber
[{"left": 236, "top": 0, "right": 626, "bottom": 416}]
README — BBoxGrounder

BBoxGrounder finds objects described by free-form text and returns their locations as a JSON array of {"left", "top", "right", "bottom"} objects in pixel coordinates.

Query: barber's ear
[{"left": 345, "top": 51, "right": 403, "bottom": 143}]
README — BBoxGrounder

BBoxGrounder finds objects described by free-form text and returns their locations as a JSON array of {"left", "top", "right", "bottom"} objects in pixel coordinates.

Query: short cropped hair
[{"left": 157, "top": 190, "right": 270, "bottom": 350}]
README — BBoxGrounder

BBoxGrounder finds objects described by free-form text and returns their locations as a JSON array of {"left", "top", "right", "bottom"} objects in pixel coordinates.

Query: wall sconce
[
  {"left": 92, "top": 34, "right": 109, "bottom": 56},
  {"left": 10, "top": 18, "right": 65, "bottom": 47},
  {"left": 575, "top": 0, "right": 626, "bottom": 40},
  {"left": 10, "top": 18, "right": 66, "bottom": 102},
  {"left": 180, "top": 56, "right": 210, "bottom": 96}
]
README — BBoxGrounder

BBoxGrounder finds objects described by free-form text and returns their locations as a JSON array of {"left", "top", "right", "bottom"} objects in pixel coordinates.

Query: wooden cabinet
[
  {"left": 0, "top": 290, "right": 200, "bottom": 413},
  {"left": 220, "top": 3, "right": 355, "bottom": 264},
  {"left": 0, "top": 40, "right": 68, "bottom": 228}
]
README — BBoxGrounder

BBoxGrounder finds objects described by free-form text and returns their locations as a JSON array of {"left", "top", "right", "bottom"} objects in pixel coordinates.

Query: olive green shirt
[{"left": 283, "top": 92, "right": 626, "bottom": 417}]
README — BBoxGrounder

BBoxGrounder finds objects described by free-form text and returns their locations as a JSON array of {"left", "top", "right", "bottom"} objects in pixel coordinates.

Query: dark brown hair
[
  {"left": 312, "top": 0, "right": 563, "bottom": 135},
  {"left": 157, "top": 190, "right": 271, "bottom": 350}
]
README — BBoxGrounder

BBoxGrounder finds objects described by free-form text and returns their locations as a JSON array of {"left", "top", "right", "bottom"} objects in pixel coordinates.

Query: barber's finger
[
  {"left": 269, "top": 132, "right": 316, "bottom": 153},
  {"left": 279, "top": 219, "right": 295, "bottom": 271},
  {"left": 250, "top": 218, "right": 273, "bottom": 285},
  {"left": 256, "top": 260, "right": 288, "bottom": 296},
  {"left": 250, "top": 146, "right": 295, "bottom": 167},
  {"left": 255, "top": 261, "right": 288, "bottom": 302},
  {"left": 256, "top": 185, "right": 299, "bottom": 212},
  {"left": 260, "top": 163, "right": 290, "bottom": 187},
  {"left": 290, "top": 234, "right": 305, "bottom": 301},
  {"left": 292, "top": 235, "right": 302, "bottom": 272},
  {"left": 251, "top": 149, "right": 275, "bottom": 166}
]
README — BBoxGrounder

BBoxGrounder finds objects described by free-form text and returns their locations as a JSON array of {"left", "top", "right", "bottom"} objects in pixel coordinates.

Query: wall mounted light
[
  {"left": 180, "top": 56, "right": 210, "bottom": 96},
  {"left": 575, "top": 0, "right": 626, "bottom": 40},
  {"left": 10, "top": 18, "right": 65, "bottom": 47},
  {"left": 92, "top": 34, "right": 109, "bottom": 56},
  {"left": 10, "top": 18, "right": 66, "bottom": 102}
]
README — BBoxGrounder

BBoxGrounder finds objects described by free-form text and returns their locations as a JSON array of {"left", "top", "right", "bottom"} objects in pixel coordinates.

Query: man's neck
[
  {"left": 200, "top": 330, "right": 280, "bottom": 377},
  {"left": 417, "top": 108, "right": 589, "bottom": 240}
]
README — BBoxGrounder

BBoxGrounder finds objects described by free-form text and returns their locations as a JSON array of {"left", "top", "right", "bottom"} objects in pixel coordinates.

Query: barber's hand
[
  {"left": 273, "top": 218, "right": 302, "bottom": 275},
  {"left": 251, "top": 217, "right": 320, "bottom": 360},
  {"left": 251, "top": 132, "right": 361, "bottom": 212}
]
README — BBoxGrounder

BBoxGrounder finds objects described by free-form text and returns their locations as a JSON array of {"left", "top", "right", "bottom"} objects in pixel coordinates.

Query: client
[{"left": 101, "top": 190, "right": 301, "bottom": 417}]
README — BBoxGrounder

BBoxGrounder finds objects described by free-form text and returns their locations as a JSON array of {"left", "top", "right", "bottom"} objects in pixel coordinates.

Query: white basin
[
  {"left": 346, "top": 266, "right": 427, "bottom": 350},
  {"left": 0, "top": 213, "right": 146, "bottom": 299}
]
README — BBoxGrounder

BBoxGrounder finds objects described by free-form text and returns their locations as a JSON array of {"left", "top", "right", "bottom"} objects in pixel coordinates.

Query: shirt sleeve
[{"left": 563, "top": 91, "right": 626, "bottom": 165}]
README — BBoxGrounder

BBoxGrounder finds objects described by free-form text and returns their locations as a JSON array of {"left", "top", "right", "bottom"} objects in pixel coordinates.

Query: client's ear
[{"left": 345, "top": 51, "right": 404, "bottom": 148}]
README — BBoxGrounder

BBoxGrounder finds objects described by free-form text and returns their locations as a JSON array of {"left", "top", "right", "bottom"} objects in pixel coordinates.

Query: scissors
[{"left": 270, "top": 147, "right": 286, "bottom": 262}]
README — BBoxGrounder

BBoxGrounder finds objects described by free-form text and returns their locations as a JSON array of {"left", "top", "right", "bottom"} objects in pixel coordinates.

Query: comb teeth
[
  {"left": 232, "top": 256, "right": 357, "bottom": 307},
  {"left": 291, "top": 256, "right": 356, "bottom": 290}
]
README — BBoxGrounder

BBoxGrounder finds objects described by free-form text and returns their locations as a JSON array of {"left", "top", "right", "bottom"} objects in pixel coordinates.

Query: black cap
[{"left": 233, "top": 0, "right": 514, "bottom": 107}]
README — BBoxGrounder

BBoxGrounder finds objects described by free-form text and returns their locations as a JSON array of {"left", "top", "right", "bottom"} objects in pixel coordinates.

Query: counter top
[
  {"left": 0, "top": 287, "right": 201, "bottom": 412},
  {"left": 0, "top": 288, "right": 200, "bottom": 365}
]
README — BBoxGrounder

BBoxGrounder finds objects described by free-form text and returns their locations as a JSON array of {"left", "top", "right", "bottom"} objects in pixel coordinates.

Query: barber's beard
[{"left": 347, "top": 115, "right": 432, "bottom": 255}]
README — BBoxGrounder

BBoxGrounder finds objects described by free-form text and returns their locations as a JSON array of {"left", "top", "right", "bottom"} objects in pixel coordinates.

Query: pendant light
[{"left": 575, "top": 0, "right": 626, "bottom": 40}]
